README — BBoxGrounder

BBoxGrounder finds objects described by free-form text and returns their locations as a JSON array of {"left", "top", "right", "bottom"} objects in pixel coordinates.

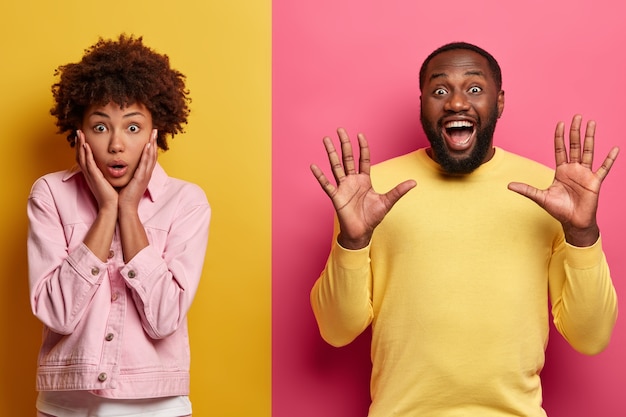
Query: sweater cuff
[
  {"left": 332, "top": 239, "right": 371, "bottom": 270},
  {"left": 564, "top": 235, "right": 604, "bottom": 270}
]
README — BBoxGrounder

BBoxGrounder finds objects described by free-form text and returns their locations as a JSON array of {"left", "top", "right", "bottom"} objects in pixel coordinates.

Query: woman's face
[{"left": 80, "top": 101, "right": 156, "bottom": 188}]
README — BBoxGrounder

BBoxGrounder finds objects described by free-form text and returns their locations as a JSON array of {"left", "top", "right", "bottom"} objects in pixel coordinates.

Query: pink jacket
[{"left": 27, "top": 163, "right": 210, "bottom": 399}]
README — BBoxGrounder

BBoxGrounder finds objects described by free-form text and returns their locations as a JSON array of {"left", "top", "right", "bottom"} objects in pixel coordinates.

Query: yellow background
[{"left": 0, "top": 1, "right": 271, "bottom": 416}]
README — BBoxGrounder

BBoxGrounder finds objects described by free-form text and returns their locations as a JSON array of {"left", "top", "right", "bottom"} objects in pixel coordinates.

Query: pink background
[{"left": 273, "top": 1, "right": 626, "bottom": 416}]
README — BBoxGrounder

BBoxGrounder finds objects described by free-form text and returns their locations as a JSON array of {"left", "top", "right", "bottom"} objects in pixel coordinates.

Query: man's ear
[{"left": 497, "top": 90, "right": 505, "bottom": 118}]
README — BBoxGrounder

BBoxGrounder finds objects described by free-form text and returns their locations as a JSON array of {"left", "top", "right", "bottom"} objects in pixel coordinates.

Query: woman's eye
[
  {"left": 128, "top": 124, "right": 140, "bottom": 133},
  {"left": 94, "top": 124, "right": 107, "bottom": 133}
]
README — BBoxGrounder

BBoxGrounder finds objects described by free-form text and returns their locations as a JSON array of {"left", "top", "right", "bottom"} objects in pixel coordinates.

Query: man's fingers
[
  {"left": 554, "top": 121, "right": 567, "bottom": 166},
  {"left": 595, "top": 147, "right": 620, "bottom": 183},
  {"left": 507, "top": 182, "right": 544, "bottom": 206},
  {"left": 568, "top": 114, "right": 583, "bottom": 164},
  {"left": 337, "top": 128, "right": 357, "bottom": 175},
  {"left": 310, "top": 163, "right": 337, "bottom": 198},
  {"left": 581, "top": 119, "right": 596, "bottom": 170},
  {"left": 357, "top": 133, "right": 371, "bottom": 175},
  {"left": 384, "top": 180, "right": 417, "bottom": 208},
  {"left": 556, "top": 116, "right": 598, "bottom": 169},
  {"left": 322, "top": 128, "right": 366, "bottom": 182},
  {"left": 322, "top": 136, "right": 346, "bottom": 183}
]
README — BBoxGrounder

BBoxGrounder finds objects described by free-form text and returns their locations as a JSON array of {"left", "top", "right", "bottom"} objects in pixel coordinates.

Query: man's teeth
[{"left": 445, "top": 120, "right": 473, "bottom": 128}]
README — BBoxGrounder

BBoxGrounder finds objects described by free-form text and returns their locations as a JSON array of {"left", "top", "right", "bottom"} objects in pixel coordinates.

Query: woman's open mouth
[{"left": 107, "top": 163, "right": 128, "bottom": 178}]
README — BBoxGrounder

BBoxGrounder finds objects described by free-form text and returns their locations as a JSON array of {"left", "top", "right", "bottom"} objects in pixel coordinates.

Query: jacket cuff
[
  {"left": 120, "top": 245, "right": 163, "bottom": 283},
  {"left": 68, "top": 243, "right": 107, "bottom": 284}
]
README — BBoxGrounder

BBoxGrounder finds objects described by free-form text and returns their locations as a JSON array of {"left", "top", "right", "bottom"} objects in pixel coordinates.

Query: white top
[{"left": 37, "top": 391, "right": 191, "bottom": 416}]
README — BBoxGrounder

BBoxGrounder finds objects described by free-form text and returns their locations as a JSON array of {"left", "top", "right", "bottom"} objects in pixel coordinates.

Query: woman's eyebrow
[
  {"left": 87, "top": 111, "right": 147, "bottom": 119},
  {"left": 122, "top": 111, "right": 147, "bottom": 119},
  {"left": 88, "top": 111, "right": 110, "bottom": 118}
]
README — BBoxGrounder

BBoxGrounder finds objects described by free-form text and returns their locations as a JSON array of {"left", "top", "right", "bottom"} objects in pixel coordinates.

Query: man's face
[{"left": 420, "top": 49, "right": 504, "bottom": 174}]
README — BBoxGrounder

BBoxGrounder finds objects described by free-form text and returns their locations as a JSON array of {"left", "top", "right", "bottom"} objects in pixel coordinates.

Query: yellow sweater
[{"left": 311, "top": 147, "right": 617, "bottom": 417}]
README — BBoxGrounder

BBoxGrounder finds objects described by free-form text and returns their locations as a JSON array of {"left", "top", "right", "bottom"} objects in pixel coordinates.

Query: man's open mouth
[{"left": 444, "top": 120, "right": 475, "bottom": 148}]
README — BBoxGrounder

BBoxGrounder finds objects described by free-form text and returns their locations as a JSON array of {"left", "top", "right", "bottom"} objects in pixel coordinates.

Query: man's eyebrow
[
  {"left": 464, "top": 70, "right": 486, "bottom": 78},
  {"left": 429, "top": 70, "right": 486, "bottom": 82}
]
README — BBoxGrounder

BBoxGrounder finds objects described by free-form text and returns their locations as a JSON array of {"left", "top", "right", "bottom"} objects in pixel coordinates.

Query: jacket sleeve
[
  {"left": 310, "top": 238, "right": 374, "bottom": 347},
  {"left": 549, "top": 236, "right": 618, "bottom": 355},
  {"left": 28, "top": 178, "right": 106, "bottom": 334},
  {"left": 122, "top": 185, "right": 211, "bottom": 339}
]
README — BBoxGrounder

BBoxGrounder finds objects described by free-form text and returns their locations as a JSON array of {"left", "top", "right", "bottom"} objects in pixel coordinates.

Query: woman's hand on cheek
[
  {"left": 118, "top": 129, "right": 157, "bottom": 211},
  {"left": 76, "top": 130, "right": 118, "bottom": 212}
]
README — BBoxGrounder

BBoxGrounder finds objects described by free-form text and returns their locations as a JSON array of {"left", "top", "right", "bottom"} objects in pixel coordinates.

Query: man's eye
[
  {"left": 434, "top": 88, "right": 447, "bottom": 95},
  {"left": 469, "top": 86, "right": 482, "bottom": 93}
]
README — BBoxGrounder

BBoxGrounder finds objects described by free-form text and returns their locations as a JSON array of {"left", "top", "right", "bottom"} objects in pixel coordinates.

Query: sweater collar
[{"left": 418, "top": 146, "right": 506, "bottom": 177}]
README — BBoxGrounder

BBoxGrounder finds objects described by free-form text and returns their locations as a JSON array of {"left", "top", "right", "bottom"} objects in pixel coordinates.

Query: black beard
[{"left": 420, "top": 106, "right": 499, "bottom": 174}]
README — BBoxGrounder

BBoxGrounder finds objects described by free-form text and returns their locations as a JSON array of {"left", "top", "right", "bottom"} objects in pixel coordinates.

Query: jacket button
[
  {"left": 98, "top": 372, "right": 107, "bottom": 382},
  {"left": 91, "top": 267, "right": 100, "bottom": 276},
  {"left": 105, "top": 333, "right": 114, "bottom": 341},
  {"left": 128, "top": 270, "right": 136, "bottom": 279},
  {"left": 108, "top": 250, "right": 115, "bottom": 259}
]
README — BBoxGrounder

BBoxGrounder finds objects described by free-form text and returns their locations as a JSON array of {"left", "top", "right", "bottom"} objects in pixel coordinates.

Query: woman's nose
[{"left": 108, "top": 131, "right": 124, "bottom": 153}]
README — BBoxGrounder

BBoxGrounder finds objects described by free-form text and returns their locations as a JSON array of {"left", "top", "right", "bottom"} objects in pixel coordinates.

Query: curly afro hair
[{"left": 50, "top": 34, "right": 190, "bottom": 151}]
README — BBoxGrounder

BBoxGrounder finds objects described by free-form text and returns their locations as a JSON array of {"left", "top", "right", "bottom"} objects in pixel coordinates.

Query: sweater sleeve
[
  {"left": 549, "top": 236, "right": 618, "bottom": 355},
  {"left": 310, "top": 239, "right": 374, "bottom": 347}
]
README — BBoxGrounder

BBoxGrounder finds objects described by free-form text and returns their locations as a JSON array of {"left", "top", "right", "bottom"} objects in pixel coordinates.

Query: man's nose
[{"left": 444, "top": 91, "right": 470, "bottom": 112}]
